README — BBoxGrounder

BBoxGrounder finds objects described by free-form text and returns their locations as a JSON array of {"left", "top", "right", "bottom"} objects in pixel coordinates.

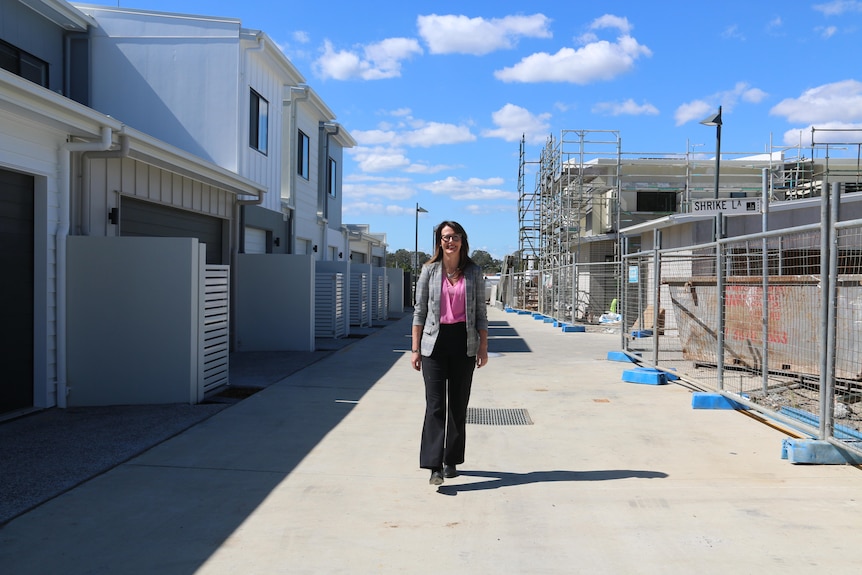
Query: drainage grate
[{"left": 466, "top": 407, "right": 532, "bottom": 426}]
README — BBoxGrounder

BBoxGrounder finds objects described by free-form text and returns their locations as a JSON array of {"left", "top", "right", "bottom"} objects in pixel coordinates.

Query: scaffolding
[{"left": 514, "top": 128, "right": 862, "bottom": 316}]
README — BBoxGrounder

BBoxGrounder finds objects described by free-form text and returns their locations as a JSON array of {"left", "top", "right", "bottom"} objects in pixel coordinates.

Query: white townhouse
[
  {"left": 1, "top": 0, "right": 269, "bottom": 415},
  {"left": 72, "top": 4, "right": 380, "bottom": 351},
  {"left": 71, "top": 3, "right": 356, "bottom": 261}
]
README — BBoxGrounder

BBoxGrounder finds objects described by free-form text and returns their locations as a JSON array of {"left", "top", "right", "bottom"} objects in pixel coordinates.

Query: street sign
[{"left": 692, "top": 198, "right": 761, "bottom": 216}]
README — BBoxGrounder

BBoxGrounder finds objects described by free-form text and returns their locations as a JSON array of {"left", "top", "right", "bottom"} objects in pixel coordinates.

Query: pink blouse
[{"left": 440, "top": 274, "right": 467, "bottom": 324}]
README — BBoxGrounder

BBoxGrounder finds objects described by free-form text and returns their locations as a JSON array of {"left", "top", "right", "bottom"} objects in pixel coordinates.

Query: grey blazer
[{"left": 413, "top": 261, "right": 488, "bottom": 357}]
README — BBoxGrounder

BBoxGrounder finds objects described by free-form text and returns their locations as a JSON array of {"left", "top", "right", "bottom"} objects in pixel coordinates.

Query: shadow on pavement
[
  {"left": 487, "top": 321, "right": 532, "bottom": 353},
  {"left": 437, "top": 469, "right": 669, "bottom": 495}
]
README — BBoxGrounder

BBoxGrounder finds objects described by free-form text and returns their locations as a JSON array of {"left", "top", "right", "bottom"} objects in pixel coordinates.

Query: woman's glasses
[{"left": 441, "top": 234, "right": 462, "bottom": 243}]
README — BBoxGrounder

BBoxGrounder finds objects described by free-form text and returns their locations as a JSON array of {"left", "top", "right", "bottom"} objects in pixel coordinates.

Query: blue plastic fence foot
[
  {"left": 562, "top": 324, "right": 585, "bottom": 333},
  {"left": 622, "top": 367, "right": 666, "bottom": 385},
  {"left": 691, "top": 392, "right": 748, "bottom": 410},
  {"left": 606, "top": 351, "right": 636, "bottom": 363},
  {"left": 781, "top": 438, "right": 862, "bottom": 465}
]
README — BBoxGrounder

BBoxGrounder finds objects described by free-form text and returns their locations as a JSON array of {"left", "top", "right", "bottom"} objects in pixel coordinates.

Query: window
[
  {"left": 249, "top": 89, "right": 268, "bottom": 154},
  {"left": 328, "top": 157, "right": 337, "bottom": 197},
  {"left": 636, "top": 191, "right": 677, "bottom": 212},
  {"left": 298, "top": 130, "right": 309, "bottom": 179},
  {"left": 1, "top": 39, "right": 48, "bottom": 87}
]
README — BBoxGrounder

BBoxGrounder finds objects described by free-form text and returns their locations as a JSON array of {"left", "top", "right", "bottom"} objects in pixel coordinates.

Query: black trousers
[{"left": 420, "top": 322, "right": 476, "bottom": 470}]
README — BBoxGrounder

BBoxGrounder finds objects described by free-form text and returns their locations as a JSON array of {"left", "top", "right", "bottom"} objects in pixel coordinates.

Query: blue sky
[{"left": 82, "top": 1, "right": 862, "bottom": 259}]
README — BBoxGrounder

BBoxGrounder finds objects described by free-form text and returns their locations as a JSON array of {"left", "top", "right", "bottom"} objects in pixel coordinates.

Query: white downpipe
[
  {"left": 81, "top": 134, "right": 130, "bottom": 235},
  {"left": 57, "top": 126, "right": 113, "bottom": 408},
  {"left": 284, "top": 86, "right": 308, "bottom": 252},
  {"left": 320, "top": 122, "right": 340, "bottom": 261}
]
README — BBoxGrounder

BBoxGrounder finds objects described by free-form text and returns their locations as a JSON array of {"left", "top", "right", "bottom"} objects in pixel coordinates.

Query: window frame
[
  {"left": 248, "top": 88, "right": 268, "bottom": 155},
  {"left": 0, "top": 39, "right": 49, "bottom": 88},
  {"left": 327, "top": 157, "right": 337, "bottom": 197},
  {"left": 636, "top": 191, "right": 677, "bottom": 213},
  {"left": 298, "top": 130, "right": 310, "bottom": 179}
]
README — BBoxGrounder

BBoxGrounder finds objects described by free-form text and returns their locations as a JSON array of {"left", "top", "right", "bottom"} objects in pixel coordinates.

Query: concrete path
[{"left": 1, "top": 307, "right": 861, "bottom": 574}]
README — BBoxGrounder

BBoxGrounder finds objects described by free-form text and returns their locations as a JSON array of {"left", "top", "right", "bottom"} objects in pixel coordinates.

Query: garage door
[
  {"left": 244, "top": 226, "right": 267, "bottom": 254},
  {"left": 0, "top": 168, "right": 34, "bottom": 414},
  {"left": 121, "top": 198, "right": 226, "bottom": 264}
]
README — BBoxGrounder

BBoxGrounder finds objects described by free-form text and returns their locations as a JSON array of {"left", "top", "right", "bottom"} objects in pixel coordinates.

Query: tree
[
  {"left": 386, "top": 248, "right": 431, "bottom": 270},
  {"left": 470, "top": 250, "right": 502, "bottom": 274}
]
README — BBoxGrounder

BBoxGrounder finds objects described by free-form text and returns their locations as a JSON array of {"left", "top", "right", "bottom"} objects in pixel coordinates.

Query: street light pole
[
  {"left": 414, "top": 202, "right": 428, "bottom": 305},
  {"left": 699, "top": 105, "right": 722, "bottom": 200},
  {"left": 700, "top": 106, "right": 723, "bottom": 237},
  {"left": 700, "top": 106, "right": 725, "bottom": 390}
]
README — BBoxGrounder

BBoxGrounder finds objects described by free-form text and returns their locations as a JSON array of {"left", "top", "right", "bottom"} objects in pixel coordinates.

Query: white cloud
[
  {"left": 348, "top": 146, "right": 412, "bottom": 173},
  {"left": 675, "top": 82, "right": 769, "bottom": 125},
  {"left": 420, "top": 176, "right": 517, "bottom": 201},
  {"left": 341, "top": 201, "right": 414, "bottom": 217},
  {"left": 589, "top": 14, "right": 632, "bottom": 35},
  {"left": 481, "top": 103, "right": 551, "bottom": 144},
  {"left": 816, "top": 25, "right": 838, "bottom": 38},
  {"left": 741, "top": 86, "right": 768, "bottom": 103},
  {"left": 813, "top": 1, "right": 862, "bottom": 15},
  {"left": 417, "top": 13, "right": 552, "bottom": 55},
  {"left": 771, "top": 80, "right": 862, "bottom": 123},
  {"left": 352, "top": 121, "right": 475, "bottom": 148},
  {"left": 675, "top": 100, "right": 714, "bottom": 126},
  {"left": 348, "top": 111, "right": 478, "bottom": 174},
  {"left": 721, "top": 24, "right": 745, "bottom": 41},
  {"left": 400, "top": 122, "right": 476, "bottom": 147},
  {"left": 313, "top": 38, "right": 422, "bottom": 80},
  {"left": 404, "top": 162, "right": 462, "bottom": 174},
  {"left": 342, "top": 175, "right": 416, "bottom": 200},
  {"left": 593, "top": 99, "right": 659, "bottom": 116},
  {"left": 781, "top": 122, "right": 862, "bottom": 146},
  {"left": 494, "top": 15, "right": 651, "bottom": 84},
  {"left": 293, "top": 31, "right": 310, "bottom": 44}
]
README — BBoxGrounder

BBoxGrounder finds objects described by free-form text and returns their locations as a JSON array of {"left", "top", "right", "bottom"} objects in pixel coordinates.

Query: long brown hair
[{"left": 426, "top": 220, "right": 475, "bottom": 271}]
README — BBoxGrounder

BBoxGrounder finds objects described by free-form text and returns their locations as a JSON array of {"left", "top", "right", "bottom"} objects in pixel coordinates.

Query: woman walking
[{"left": 412, "top": 221, "right": 489, "bottom": 485}]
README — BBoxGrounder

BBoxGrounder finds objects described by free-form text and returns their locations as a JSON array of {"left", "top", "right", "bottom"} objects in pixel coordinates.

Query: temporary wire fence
[
  {"left": 498, "top": 262, "right": 622, "bottom": 325},
  {"left": 621, "top": 185, "right": 862, "bottom": 455}
]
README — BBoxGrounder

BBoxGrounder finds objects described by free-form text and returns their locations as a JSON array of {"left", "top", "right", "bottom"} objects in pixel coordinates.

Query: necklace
[{"left": 446, "top": 268, "right": 459, "bottom": 279}]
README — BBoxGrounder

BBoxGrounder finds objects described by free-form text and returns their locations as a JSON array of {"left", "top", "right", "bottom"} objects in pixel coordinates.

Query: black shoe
[
  {"left": 443, "top": 464, "right": 458, "bottom": 478},
  {"left": 429, "top": 468, "right": 444, "bottom": 485}
]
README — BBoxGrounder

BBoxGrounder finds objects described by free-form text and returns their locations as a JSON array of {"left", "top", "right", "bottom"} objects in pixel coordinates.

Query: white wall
[
  {"left": 235, "top": 254, "right": 315, "bottom": 351},
  {"left": 292, "top": 102, "right": 323, "bottom": 257},
  {"left": 241, "top": 38, "right": 286, "bottom": 211},
  {"left": 386, "top": 268, "right": 405, "bottom": 313},
  {"left": 66, "top": 237, "right": 203, "bottom": 405},
  {"left": 0, "top": 106, "right": 63, "bottom": 408},
  {"left": 83, "top": 7, "right": 243, "bottom": 168}
]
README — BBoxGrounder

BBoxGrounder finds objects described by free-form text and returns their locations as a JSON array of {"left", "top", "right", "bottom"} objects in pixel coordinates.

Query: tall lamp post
[
  {"left": 700, "top": 106, "right": 724, "bottom": 389},
  {"left": 700, "top": 106, "right": 722, "bottom": 240},
  {"left": 414, "top": 203, "right": 428, "bottom": 304},
  {"left": 699, "top": 106, "right": 722, "bottom": 200}
]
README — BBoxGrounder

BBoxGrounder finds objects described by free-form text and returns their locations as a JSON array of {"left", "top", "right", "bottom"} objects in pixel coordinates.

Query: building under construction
[{"left": 508, "top": 128, "right": 862, "bottom": 321}]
